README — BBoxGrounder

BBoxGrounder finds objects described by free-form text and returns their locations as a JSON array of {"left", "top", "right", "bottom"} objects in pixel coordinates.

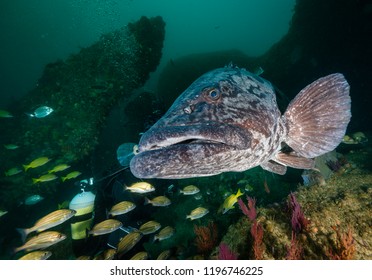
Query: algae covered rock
[
  {"left": 2, "top": 16, "right": 164, "bottom": 162},
  {"left": 0, "top": 16, "right": 165, "bottom": 207}
]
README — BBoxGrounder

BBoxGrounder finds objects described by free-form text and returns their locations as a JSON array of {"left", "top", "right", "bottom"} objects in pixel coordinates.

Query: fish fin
[
  {"left": 144, "top": 197, "right": 150, "bottom": 205},
  {"left": 12, "top": 246, "right": 21, "bottom": 255},
  {"left": 151, "top": 235, "right": 158, "bottom": 243},
  {"left": 260, "top": 161, "right": 287, "bottom": 175},
  {"left": 274, "top": 152, "right": 315, "bottom": 169},
  {"left": 106, "top": 243, "right": 117, "bottom": 250},
  {"left": 16, "top": 228, "right": 29, "bottom": 243},
  {"left": 116, "top": 143, "right": 137, "bottom": 166},
  {"left": 283, "top": 73, "right": 351, "bottom": 158},
  {"left": 236, "top": 189, "right": 243, "bottom": 197}
]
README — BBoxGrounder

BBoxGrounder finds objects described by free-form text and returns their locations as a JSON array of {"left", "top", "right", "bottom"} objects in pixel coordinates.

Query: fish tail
[
  {"left": 144, "top": 197, "right": 151, "bottom": 205},
  {"left": 151, "top": 235, "right": 158, "bottom": 243},
  {"left": 32, "top": 178, "right": 39, "bottom": 184},
  {"left": 61, "top": 176, "right": 66, "bottom": 182},
  {"left": 16, "top": 228, "right": 30, "bottom": 243},
  {"left": 11, "top": 246, "right": 22, "bottom": 255},
  {"left": 236, "top": 188, "right": 243, "bottom": 197},
  {"left": 283, "top": 73, "right": 351, "bottom": 158},
  {"left": 23, "top": 165, "right": 29, "bottom": 172}
]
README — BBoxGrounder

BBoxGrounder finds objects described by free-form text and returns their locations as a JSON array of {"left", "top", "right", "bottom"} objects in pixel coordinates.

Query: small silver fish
[
  {"left": 4, "top": 144, "right": 19, "bottom": 150},
  {"left": 0, "top": 210, "right": 8, "bottom": 218},
  {"left": 24, "top": 195, "right": 44, "bottom": 206},
  {"left": 0, "top": 109, "right": 13, "bottom": 118},
  {"left": 4, "top": 167, "right": 22, "bottom": 176},
  {"left": 28, "top": 106, "right": 54, "bottom": 118}
]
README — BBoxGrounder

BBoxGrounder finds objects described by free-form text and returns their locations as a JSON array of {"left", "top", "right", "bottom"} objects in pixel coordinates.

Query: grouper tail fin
[{"left": 283, "top": 73, "right": 351, "bottom": 158}]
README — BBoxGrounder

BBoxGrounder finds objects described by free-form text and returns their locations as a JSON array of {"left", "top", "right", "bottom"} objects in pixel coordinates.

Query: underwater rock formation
[
  {"left": 0, "top": 16, "right": 165, "bottom": 207},
  {"left": 25, "top": 16, "right": 164, "bottom": 162},
  {"left": 221, "top": 163, "right": 371, "bottom": 259}
]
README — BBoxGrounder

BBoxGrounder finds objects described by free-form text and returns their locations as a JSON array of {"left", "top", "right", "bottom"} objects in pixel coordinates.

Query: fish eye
[
  {"left": 206, "top": 88, "right": 220, "bottom": 100},
  {"left": 133, "top": 145, "right": 139, "bottom": 155}
]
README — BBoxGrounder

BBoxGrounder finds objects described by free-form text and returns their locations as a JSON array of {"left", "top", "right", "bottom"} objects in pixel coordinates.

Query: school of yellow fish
[{"left": 0, "top": 113, "right": 246, "bottom": 260}]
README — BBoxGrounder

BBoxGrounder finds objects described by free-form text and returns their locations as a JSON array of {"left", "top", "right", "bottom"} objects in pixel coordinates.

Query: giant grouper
[{"left": 130, "top": 65, "right": 351, "bottom": 179}]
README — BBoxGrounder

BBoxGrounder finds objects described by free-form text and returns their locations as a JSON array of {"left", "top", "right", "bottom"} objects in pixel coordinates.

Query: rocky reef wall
[{"left": 0, "top": 16, "right": 165, "bottom": 208}]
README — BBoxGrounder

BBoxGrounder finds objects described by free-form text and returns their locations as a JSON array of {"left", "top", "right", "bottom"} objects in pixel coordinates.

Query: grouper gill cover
[{"left": 130, "top": 65, "right": 351, "bottom": 179}]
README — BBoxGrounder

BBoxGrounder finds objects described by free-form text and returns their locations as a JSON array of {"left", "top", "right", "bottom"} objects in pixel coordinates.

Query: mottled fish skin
[{"left": 130, "top": 66, "right": 351, "bottom": 179}]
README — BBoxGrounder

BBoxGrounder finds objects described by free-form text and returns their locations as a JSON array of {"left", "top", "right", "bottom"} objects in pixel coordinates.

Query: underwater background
[{"left": 0, "top": 0, "right": 371, "bottom": 260}]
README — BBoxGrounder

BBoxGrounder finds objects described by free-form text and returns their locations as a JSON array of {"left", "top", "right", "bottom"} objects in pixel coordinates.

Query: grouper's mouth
[{"left": 129, "top": 124, "right": 251, "bottom": 179}]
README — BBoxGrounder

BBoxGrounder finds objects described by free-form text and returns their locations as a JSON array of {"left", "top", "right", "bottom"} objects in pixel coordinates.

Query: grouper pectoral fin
[
  {"left": 274, "top": 152, "right": 315, "bottom": 169},
  {"left": 283, "top": 73, "right": 351, "bottom": 158},
  {"left": 260, "top": 161, "right": 287, "bottom": 175}
]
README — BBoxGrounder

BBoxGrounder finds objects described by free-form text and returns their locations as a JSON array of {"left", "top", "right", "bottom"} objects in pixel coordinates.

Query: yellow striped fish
[
  {"left": 17, "top": 209, "right": 76, "bottom": 241},
  {"left": 144, "top": 196, "right": 171, "bottom": 207},
  {"left": 130, "top": 251, "right": 148, "bottom": 260},
  {"left": 13, "top": 231, "right": 66, "bottom": 254},
  {"left": 32, "top": 173, "right": 58, "bottom": 184},
  {"left": 157, "top": 249, "right": 171, "bottom": 260},
  {"left": 23, "top": 157, "right": 51, "bottom": 171},
  {"left": 48, "top": 164, "right": 70, "bottom": 173},
  {"left": 103, "top": 248, "right": 116, "bottom": 260},
  {"left": 18, "top": 251, "right": 52, "bottom": 260},
  {"left": 117, "top": 231, "right": 143, "bottom": 258},
  {"left": 88, "top": 219, "right": 122, "bottom": 236},
  {"left": 180, "top": 185, "right": 200, "bottom": 195},
  {"left": 154, "top": 226, "right": 175, "bottom": 241},
  {"left": 186, "top": 207, "right": 209, "bottom": 220},
  {"left": 124, "top": 182, "right": 155, "bottom": 193},
  {"left": 139, "top": 220, "right": 161, "bottom": 235},
  {"left": 61, "top": 171, "right": 82, "bottom": 182},
  {"left": 108, "top": 201, "right": 136, "bottom": 216}
]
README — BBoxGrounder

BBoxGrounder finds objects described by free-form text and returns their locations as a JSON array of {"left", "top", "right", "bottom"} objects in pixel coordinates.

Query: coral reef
[
  {"left": 218, "top": 242, "right": 238, "bottom": 260},
  {"left": 287, "top": 193, "right": 310, "bottom": 234},
  {"left": 327, "top": 225, "right": 356, "bottom": 260},
  {"left": 194, "top": 221, "right": 218, "bottom": 256},
  {"left": 220, "top": 146, "right": 372, "bottom": 259},
  {"left": 286, "top": 232, "right": 303, "bottom": 260}
]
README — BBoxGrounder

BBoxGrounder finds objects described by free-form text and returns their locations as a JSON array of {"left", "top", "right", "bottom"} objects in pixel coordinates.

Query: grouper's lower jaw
[{"left": 129, "top": 142, "right": 234, "bottom": 179}]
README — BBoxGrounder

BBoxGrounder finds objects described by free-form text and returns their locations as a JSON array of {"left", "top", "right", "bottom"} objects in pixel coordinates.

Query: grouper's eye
[{"left": 205, "top": 88, "right": 221, "bottom": 101}]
